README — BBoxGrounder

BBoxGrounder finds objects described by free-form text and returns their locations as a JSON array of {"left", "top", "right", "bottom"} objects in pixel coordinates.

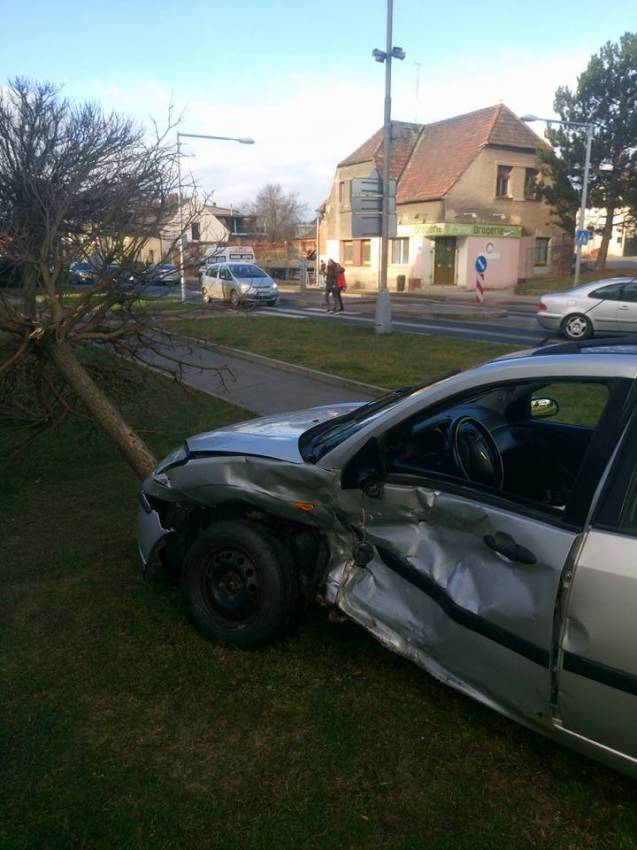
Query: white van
[{"left": 199, "top": 246, "right": 255, "bottom": 280}]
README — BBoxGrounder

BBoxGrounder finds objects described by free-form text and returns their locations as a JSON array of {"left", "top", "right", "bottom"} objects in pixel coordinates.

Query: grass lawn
[
  {"left": 3, "top": 358, "right": 637, "bottom": 850},
  {"left": 172, "top": 315, "right": 517, "bottom": 388},
  {"left": 515, "top": 268, "right": 637, "bottom": 297}
]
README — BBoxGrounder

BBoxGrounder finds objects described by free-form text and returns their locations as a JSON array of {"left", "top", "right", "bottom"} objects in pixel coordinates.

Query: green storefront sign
[{"left": 403, "top": 221, "right": 522, "bottom": 239}]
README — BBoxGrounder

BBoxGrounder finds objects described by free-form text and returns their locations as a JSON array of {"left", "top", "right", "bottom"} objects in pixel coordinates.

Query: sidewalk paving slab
[{"left": 140, "top": 338, "right": 378, "bottom": 416}]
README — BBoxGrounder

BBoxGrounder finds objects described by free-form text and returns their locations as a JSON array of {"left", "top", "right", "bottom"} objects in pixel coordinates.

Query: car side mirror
[
  {"left": 357, "top": 472, "right": 384, "bottom": 499},
  {"left": 341, "top": 436, "right": 385, "bottom": 494},
  {"left": 530, "top": 397, "right": 559, "bottom": 419}
]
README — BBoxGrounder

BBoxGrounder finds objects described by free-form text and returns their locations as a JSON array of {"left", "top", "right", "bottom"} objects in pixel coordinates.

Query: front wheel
[
  {"left": 202, "top": 288, "right": 210, "bottom": 304},
  {"left": 229, "top": 289, "right": 240, "bottom": 308},
  {"left": 562, "top": 313, "right": 592, "bottom": 340},
  {"left": 182, "top": 521, "right": 298, "bottom": 648}
]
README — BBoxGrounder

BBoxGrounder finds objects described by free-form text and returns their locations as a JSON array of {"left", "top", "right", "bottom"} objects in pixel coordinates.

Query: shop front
[{"left": 401, "top": 222, "right": 523, "bottom": 290}]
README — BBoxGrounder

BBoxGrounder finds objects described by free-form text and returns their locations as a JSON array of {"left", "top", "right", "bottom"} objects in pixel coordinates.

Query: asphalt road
[{"left": 141, "top": 281, "right": 550, "bottom": 347}]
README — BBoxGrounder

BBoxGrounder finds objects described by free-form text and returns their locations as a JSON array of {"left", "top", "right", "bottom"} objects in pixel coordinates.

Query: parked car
[
  {"left": 537, "top": 277, "right": 637, "bottom": 339},
  {"left": 139, "top": 337, "right": 637, "bottom": 779},
  {"left": 144, "top": 262, "right": 180, "bottom": 285},
  {"left": 200, "top": 262, "right": 278, "bottom": 306},
  {"left": 67, "top": 260, "right": 96, "bottom": 285}
]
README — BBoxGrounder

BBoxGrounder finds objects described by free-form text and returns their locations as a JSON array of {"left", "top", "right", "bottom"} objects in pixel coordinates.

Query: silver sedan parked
[
  {"left": 139, "top": 338, "right": 637, "bottom": 779},
  {"left": 537, "top": 277, "right": 637, "bottom": 339}
]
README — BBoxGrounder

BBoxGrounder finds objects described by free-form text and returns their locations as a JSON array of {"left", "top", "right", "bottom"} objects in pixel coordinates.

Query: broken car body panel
[{"left": 138, "top": 348, "right": 637, "bottom": 778}]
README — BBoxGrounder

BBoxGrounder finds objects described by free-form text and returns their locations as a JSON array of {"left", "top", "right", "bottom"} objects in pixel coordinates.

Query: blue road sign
[
  {"left": 576, "top": 229, "right": 591, "bottom": 246},
  {"left": 475, "top": 255, "right": 487, "bottom": 273}
]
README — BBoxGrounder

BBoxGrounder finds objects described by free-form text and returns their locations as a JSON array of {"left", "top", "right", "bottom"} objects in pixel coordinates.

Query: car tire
[
  {"left": 229, "top": 289, "right": 240, "bottom": 308},
  {"left": 202, "top": 288, "right": 210, "bottom": 304},
  {"left": 267, "top": 299, "right": 277, "bottom": 306},
  {"left": 562, "top": 313, "right": 593, "bottom": 340},
  {"left": 182, "top": 521, "right": 298, "bottom": 649}
]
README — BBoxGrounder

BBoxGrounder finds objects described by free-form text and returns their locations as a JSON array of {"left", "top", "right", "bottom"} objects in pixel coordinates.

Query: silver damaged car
[{"left": 139, "top": 338, "right": 637, "bottom": 778}]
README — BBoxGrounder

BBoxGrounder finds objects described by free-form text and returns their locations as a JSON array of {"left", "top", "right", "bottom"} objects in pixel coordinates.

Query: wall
[{"left": 459, "top": 236, "right": 521, "bottom": 290}]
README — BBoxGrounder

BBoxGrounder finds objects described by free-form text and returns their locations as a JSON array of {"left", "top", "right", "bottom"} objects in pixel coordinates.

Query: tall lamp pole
[
  {"left": 521, "top": 115, "right": 594, "bottom": 288},
  {"left": 176, "top": 131, "right": 255, "bottom": 302},
  {"left": 372, "top": 0, "right": 405, "bottom": 334}
]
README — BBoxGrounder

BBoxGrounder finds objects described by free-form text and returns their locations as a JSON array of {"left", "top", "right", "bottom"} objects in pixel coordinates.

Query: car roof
[{"left": 546, "top": 277, "right": 637, "bottom": 298}]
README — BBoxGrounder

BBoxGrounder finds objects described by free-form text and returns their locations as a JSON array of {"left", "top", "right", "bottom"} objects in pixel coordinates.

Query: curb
[{"left": 173, "top": 333, "right": 389, "bottom": 397}]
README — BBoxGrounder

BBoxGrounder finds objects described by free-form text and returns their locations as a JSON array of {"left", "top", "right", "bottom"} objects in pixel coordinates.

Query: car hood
[{"left": 185, "top": 402, "right": 363, "bottom": 463}]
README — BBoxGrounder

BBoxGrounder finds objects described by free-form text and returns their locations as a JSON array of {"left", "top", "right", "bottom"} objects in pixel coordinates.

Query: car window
[
  {"left": 621, "top": 282, "right": 637, "bottom": 303},
  {"left": 589, "top": 283, "right": 624, "bottom": 300},
  {"left": 220, "top": 267, "right": 231, "bottom": 281},
  {"left": 381, "top": 378, "right": 616, "bottom": 518},
  {"left": 229, "top": 264, "right": 266, "bottom": 278},
  {"left": 206, "top": 265, "right": 217, "bottom": 278}
]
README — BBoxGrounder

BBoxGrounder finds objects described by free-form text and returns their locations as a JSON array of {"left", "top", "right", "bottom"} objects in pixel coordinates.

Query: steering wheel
[{"left": 449, "top": 416, "right": 504, "bottom": 489}]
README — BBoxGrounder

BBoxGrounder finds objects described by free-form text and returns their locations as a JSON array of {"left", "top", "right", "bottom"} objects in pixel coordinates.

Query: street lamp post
[
  {"left": 176, "top": 132, "right": 255, "bottom": 302},
  {"left": 521, "top": 114, "right": 594, "bottom": 288},
  {"left": 372, "top": 0, "right": 405, "bottom": 334}
]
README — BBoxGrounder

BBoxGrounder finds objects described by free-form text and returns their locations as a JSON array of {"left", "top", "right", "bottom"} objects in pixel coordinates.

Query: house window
[
  {"left": 191, "top": 222, "right": 201, "bottom": 241},
  {"left": 496, "top": 165, "right": 512, "bottom": 198},
  {"left": 391, "top": 237, "right": 409, "bottom": 265},
  {"left": 534, "top": 237, "right": 550, "bottom": 266},
  {"left": 524, "top": 168, "right": 539, "bottom": 199},
  {"left": 361, "top": 240, "right": 371, "bottom": 266},
  {"left": 342, "top": 241, "right": 354, "bottom": 265},
  {"left": 338, "top": 181, "right": 345, "bottom": 205}
]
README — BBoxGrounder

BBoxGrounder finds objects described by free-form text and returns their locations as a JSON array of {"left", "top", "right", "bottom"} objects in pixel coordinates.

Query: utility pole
[
  {"left": 372, "top": 0, "right": 405, "bottom": 334},
  {"left": 574, "top": 124, "right": 593, "bottom": 288},
  {"left": 176, "top": 132, "right": 255, "bottom": 302}
]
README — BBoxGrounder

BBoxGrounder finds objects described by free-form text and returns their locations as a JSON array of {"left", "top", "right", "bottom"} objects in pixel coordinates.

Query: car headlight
[
  {"left": 239, "top": 283, "right": 251, "bottom": 293},
  {"left": 272, "top": 282, "right": 278, "bottom": 290}
]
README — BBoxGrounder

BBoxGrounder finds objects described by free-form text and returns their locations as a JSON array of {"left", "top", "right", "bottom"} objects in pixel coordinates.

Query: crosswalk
[{"left": 257, "top": 304, "right": 545, "bottom": 346}]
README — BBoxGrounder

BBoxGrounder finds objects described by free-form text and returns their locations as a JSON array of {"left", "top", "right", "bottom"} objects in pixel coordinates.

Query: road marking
[{"left": 264, "top": 305, "right": 543, "bottom": 344}]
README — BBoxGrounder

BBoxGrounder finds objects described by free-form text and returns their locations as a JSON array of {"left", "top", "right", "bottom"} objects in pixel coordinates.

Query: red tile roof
[{"left": 337, "top": 104, "right": 548, "bottom": 203}]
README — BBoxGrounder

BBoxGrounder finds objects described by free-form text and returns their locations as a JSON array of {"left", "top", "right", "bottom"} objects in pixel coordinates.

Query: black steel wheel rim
[{"left": 201, "top": 546, "right": 261, "bottom": 625}]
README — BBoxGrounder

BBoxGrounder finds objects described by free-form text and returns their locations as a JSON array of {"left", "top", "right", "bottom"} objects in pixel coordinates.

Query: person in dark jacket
[{"left": 325, "top": 258, "right": 338, "bottom": 312}]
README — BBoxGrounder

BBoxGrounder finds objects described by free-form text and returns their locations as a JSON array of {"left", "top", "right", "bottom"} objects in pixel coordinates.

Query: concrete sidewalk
[{"left": 140, "top": 338, "right": 378, "bottom": 415}]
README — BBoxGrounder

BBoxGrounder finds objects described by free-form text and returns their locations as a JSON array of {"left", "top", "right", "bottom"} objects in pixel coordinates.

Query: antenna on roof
[{"left": 414, "top": 62, "right": 423, "bottom": 123}]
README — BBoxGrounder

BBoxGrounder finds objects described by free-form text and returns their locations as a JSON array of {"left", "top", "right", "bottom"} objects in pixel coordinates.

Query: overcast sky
[{"left": 0, "top": 0, "right": 633, "bottom": 215}]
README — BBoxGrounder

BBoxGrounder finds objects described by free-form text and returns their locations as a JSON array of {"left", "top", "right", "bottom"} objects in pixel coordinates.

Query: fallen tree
[{"left": 0, "top": 78, "right": 209, "bottom": 478}]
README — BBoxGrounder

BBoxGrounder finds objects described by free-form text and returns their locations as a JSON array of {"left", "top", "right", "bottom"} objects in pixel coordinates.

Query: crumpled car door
[{"left": 335, "top": 478, "right": 579, "bottom": 723}]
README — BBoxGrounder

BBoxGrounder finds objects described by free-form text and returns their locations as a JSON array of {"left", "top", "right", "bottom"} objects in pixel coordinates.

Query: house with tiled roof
[{"left": 321, "top": 104, "right": 568, "bottom": 291}]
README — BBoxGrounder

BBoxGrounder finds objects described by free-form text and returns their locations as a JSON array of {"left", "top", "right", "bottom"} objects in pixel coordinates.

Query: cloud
[{"left": 87, "top": 49, "right": 587, "bottom": 213}]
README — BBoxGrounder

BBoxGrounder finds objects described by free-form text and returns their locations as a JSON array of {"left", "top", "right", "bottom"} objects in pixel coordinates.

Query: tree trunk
[
  {"left": 21, "top": 265, "right": 37, "bottom": 319},
  {"left": 595, "top": 207, "right": 615, "bottom": 271},
  {"left": 49, "top": 340, "right": 157, "bottom": 480}
]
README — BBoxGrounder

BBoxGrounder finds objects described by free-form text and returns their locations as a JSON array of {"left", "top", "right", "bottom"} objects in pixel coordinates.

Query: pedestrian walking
[
  {"left": 325, "top": 258, "right": 338, "bottom": 312},
  {"left": 334, "top": 264, "right": 346, "bottom": 313}
]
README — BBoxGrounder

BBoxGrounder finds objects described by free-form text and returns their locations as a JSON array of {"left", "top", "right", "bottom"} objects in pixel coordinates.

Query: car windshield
[
  {"left": 229, "top": 264, "right": 266, "bottom": 278},
  {"left": 73, "top": 262, "right": 92, "bottom": 271},
  {"left": 299, "top": 377, "right": 457, "bottom": 463},
  {"left": 158, "top": 264, "right": 176, "bottom": 271}
]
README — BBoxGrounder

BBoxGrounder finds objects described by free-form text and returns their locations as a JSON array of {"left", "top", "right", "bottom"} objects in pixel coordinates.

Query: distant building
[
  {"left": 321, "top": 104, "right": 568, "bottom": 291},
  {"left": 137, "top": 199, "right": 258, "bottom": 267},
  {"left": 584, "top": 208, "right": 637, "bottom": 259}
]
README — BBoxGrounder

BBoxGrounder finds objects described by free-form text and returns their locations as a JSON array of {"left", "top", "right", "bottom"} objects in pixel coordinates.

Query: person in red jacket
[{"left": 333, "top": 264, "right": 346, "bottom": 313}]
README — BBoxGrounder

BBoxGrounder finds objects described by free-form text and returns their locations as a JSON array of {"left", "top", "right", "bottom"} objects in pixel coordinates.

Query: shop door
[{"left": 434, "top": 237, "right": 456, "bottom": 285}]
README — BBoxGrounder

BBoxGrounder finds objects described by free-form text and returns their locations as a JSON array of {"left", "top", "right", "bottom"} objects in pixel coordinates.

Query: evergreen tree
[{"left": 540, "top": 32, "right": 637, "bottom": 269}]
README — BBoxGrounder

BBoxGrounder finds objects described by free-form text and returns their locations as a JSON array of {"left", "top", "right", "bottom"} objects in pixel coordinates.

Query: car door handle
[
  {"left": 483, "top": 533, "right": 537, "bottom": 565},
  {"left": 618, "top": 305, "right": 630, "bottom": 311}
]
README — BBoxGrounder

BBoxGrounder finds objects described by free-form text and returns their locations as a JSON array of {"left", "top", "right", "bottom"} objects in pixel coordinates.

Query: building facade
[{"left": 321, "top": 104, "right": 568, "bottom": 291}]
